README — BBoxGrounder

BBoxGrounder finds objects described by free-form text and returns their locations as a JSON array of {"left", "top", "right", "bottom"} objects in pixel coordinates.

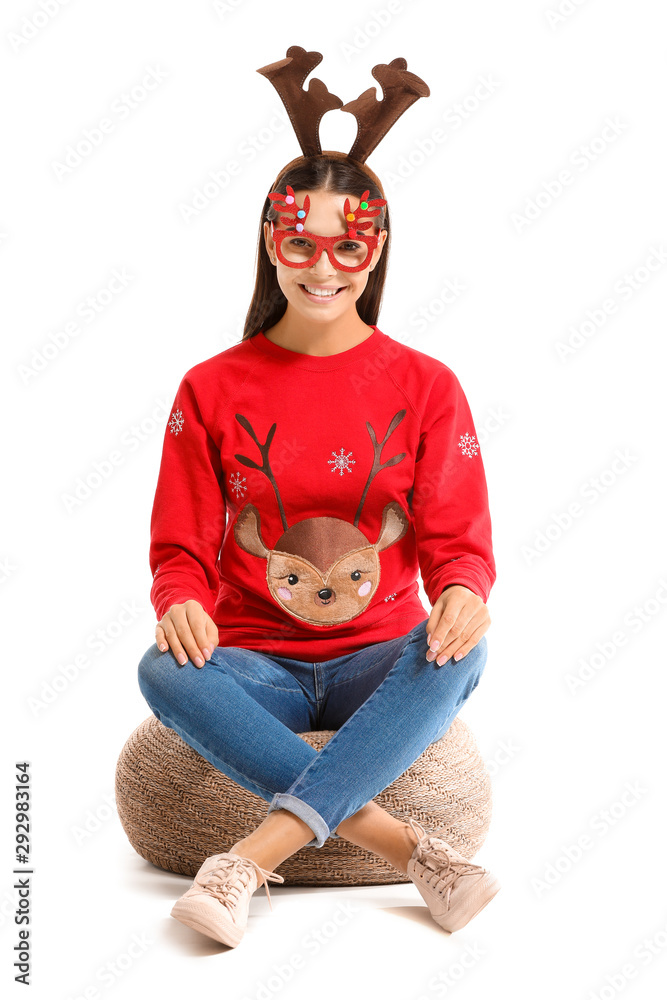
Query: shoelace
[
  {"left": 407, "top": 817, "right": 485, "bottom": 904},
  {"left": 194, "top": 854, "right": 285, "bottom": 912}
]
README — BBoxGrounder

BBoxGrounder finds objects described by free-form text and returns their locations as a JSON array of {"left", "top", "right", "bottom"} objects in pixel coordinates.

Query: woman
[{"left": 137, "top": 52, "right": 500, "bottom": 950}]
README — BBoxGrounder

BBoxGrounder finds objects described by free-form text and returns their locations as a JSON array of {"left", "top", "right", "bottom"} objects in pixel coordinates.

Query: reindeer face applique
[{"left": 232, "top": 409, "right": 410, "bottom": 626}]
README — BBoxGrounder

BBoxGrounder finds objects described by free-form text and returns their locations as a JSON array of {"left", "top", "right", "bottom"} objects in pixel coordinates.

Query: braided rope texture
[{"left": 114, "top": 717, "right": 492, "bottom": 886}]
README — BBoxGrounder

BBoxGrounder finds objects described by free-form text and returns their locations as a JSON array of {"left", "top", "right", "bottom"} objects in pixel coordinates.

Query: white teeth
[{"left": 302, "top": 285, "right": 341, "bottom": 297}]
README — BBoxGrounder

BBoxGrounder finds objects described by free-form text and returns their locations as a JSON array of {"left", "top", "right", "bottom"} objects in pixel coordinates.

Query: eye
[
  {"left": 351, "top": 570, "right": 361, "bottom": 581},
  {"left": 287, "top": 574, "right": 298, "bottom": 585}
]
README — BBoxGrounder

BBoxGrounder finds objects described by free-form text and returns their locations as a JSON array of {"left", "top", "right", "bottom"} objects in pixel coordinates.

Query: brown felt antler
[
  {"left": 340, "top": 58, "right": 430, "bottom": 164},
  {"left": 256, "top": 46, "right": 344, "bottom": 158},
  {"left": 257, "top": 48, "right": 430, "bottom": 165}
]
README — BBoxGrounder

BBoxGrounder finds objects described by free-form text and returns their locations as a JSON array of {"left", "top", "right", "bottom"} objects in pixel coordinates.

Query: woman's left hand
[{"left": 425, "top": 584, "right": 491, "bottom": 665}]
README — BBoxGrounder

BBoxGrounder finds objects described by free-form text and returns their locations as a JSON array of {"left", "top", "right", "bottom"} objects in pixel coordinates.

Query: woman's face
[{"left": 263, "top": 188, "right": 387, "bottom": 323}]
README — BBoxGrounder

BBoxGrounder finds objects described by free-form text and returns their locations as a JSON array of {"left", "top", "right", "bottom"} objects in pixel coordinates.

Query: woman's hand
[
  {"left": 425, "top": 584, "right": 491, "bottom": 665},
  {"left": 155, "top": 600, "right": 219, "bottom": 668}
]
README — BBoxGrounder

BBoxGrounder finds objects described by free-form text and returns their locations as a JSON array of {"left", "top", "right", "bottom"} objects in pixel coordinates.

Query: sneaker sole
[
  {"left": 430, "top": 875, "right": 501, "bottom": 933},
  {"left": 170, "top": 900, "right": 243, "bottom": 948}
]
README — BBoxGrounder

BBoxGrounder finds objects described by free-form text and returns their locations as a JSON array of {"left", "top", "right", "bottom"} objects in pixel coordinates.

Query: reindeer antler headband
[
  {"left": 257, "top": 46, "right": 430, "bottom": 269},
  {"left": 256, "top": 45, "right": 430, "bottom": 167}
]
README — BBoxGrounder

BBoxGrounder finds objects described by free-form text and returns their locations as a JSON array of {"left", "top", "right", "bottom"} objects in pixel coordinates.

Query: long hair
[{"left": 242, "top": 152, "right": 390, "bottom": 342}]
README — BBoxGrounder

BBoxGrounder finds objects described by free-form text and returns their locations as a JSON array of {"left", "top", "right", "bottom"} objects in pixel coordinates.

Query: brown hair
[{"left": 241, "top": 151, "right": 390, "bottom": 342}]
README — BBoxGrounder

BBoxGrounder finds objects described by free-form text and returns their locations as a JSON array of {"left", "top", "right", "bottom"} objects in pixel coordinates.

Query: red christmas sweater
[{"left": 149, "top": 325, "right": 496, "bottom": 661}]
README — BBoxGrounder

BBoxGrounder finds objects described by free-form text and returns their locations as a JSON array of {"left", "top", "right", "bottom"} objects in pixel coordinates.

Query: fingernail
[
  {"left": 430, "top": 639, "right": 440, "bottom": 651},
  {"left": 454, "top": 652, "right": 464, "bottom": 660},
  {"left": 177, "top": 653, "right": 187, "bottom": 665},
  {"left": 158, "top": 643, "right": 167, "bottom": 652}
]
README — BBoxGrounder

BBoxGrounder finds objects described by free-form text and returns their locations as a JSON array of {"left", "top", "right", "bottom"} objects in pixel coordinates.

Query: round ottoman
[{"left": 115, "top": 715, "right": 492, "bottom": 886}]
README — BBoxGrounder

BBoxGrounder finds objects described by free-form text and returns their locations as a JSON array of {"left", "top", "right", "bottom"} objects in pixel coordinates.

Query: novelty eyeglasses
[{"left": 268, "top": 184, "right": 387, "bottom": 273}]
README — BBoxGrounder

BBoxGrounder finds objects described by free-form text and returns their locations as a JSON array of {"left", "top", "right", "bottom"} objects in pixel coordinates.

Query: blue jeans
[{"left": 137, "top": 617, "right": 487, "bottom": 849}]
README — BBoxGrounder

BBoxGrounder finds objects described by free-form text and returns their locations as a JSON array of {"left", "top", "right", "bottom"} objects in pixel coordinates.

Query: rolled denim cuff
[{"left": 267, "top": 793, "right": 330, "bottom": 848}]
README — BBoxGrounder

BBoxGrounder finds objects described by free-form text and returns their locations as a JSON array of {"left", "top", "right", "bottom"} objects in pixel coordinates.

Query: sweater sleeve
[
  {"left": 410, "top": 365, "right": 496, "bottom": 606},
  {"left": 149, "top": 373, "right": 226, "bottom": 621}
]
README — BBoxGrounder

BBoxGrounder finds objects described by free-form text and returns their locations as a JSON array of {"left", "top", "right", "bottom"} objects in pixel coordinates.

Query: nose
[
  {"left": 317, "top": 587, "right": 333, "bottom": 601},
  {"left": 309, "top": 249, "right": 337, "bottom": 273}
]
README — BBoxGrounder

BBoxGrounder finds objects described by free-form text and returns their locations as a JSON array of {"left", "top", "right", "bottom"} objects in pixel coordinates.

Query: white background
[{"left": 3, "top": 1, "right": 667, "bottom": 997}]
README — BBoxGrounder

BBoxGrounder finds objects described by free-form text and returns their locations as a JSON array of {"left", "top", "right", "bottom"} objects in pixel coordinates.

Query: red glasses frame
[
  {"left": 268, "top": 184, "right": 387, "bottom": 273},
  {"left": 270, "top": 221, "right": 381, "bottom": 272}
]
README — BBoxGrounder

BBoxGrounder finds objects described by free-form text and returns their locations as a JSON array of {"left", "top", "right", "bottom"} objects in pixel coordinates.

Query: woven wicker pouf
[{"left": 115, "top": 715, "right": 492, "bottom": 886}]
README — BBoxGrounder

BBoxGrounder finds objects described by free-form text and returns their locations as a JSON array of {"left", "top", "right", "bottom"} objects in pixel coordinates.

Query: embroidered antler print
[
  {"left": 354, "top": 409, "right": 407, "bottom": 526},
  {"left": 232, "top": 411, "right": 410, "bottom": 627},
  {"left": 233, "top": 414, "right": 288, "bottom": 531}
]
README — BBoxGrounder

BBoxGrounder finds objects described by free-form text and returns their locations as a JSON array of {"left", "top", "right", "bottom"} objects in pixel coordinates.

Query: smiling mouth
[{"left": 299, "top": 284, "right": 346, "bottom": 299}]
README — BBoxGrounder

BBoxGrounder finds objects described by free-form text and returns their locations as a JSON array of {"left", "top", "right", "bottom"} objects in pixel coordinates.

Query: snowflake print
[
  {"left": 458, "top": 432, "right": 479, "bottom": 459},
  {"left": 229, "top": 471, "right": 247, "bottom": 499},
  {"left": 169, "top": 409, "right": 184, "bottom": 435},
  {"left": 328, "top": 448, "right": 356, "bottom": 476},
  {"left": 384, "top": 592, "right": 398, "bottom": 602}
]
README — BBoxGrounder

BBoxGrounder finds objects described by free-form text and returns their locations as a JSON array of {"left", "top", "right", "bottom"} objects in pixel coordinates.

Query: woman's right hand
[{"left": 155, "top": 600, "right": 219, "bottom": 668}]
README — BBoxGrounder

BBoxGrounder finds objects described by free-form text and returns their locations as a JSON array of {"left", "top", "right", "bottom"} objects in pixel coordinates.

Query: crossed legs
[
  {"left": 138, "top": 620, "right": 487, "bottom": 884},
  {"left": 229, "top": 800, "right": 421, "bottom": 883}
]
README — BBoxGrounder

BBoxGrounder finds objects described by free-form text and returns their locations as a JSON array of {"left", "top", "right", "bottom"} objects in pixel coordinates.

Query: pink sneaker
[
  {"left": 406, "top": 817, "right": 500, "bottom": 932},
  {"left": 170, "top": 851, "right": 284, "bottom": 948}
]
